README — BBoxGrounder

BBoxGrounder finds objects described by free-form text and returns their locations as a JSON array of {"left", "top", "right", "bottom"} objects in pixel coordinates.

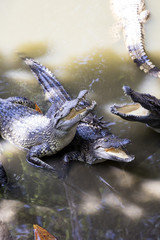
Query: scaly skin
[
  {"left": 0, "top": 91, "right": 96, "bottom": 170},
  {"left": 24, "top": 58, "right": 134, "bottom": 163},
  {"left": 111, "top": 0, "right": 160, "bottom": 77},
  {"left": 111, "top": 86, "right": 160, "bottom": 132}
]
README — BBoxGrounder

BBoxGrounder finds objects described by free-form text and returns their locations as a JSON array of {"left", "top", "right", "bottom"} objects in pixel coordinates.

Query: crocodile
[
  {"left": 111, "top": 0, "right": 160, "bottom": 77},
  {"left": 111, "top": 85, "right": 160, "bottom": 132},
  {"left": 24, "top": 58, "right": 135, "bottom": 164},
  {"left": 0, "top": 91, "right": 96, "bottom": 170}
]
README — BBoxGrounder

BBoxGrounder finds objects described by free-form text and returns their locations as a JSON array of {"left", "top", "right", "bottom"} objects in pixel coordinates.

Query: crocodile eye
[
  {"left": 78, "top": 100, "right": 90, "bottom": 108},
  {"left": 79, "top": 101, "right": 85, "bottom": 106}
]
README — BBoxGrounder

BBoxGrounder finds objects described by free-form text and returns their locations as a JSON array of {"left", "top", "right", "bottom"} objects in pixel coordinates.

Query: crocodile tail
[
  {"left": 125, "top": 23, "right": 160, "bottom": 78},
  {"left": 111, "top": 0, "right": 160, "bottom": 78},
  {"left": 128, "top": 45, "right": 160, "bottom": 78},
  {"left": 24, "top": 58, "right": 71, "bottom": 107}
]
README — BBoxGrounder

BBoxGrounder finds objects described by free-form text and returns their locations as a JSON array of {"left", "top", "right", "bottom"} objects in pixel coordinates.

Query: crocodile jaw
[
  {"left": 94, "top": 146, "right": 134, "bottom": 163},
  {"left": 110, "top": 85, "right": 160, "bottom": 126},
  {"left": 54, "top": 90, "right": 96, "bottom": 131},
  {"left": 111, "top": 103, "right": 150, "bottom": 122},
  {"left": 57, "top": 101, "right": 96, "bottom": 131},
  {"left": 90, "top": 136, "right": 134, "bottom": 163},
  {"left": 111, "top": 103, "right": 160, "bottom": 133},
  {"left": 113, "top": 103, "right": 149, "bottom": 116}
]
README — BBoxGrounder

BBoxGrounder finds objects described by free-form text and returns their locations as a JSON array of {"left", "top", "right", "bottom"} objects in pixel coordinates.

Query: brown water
[{"left": 0, "top": 0, "right": 160, "bottom": 239}]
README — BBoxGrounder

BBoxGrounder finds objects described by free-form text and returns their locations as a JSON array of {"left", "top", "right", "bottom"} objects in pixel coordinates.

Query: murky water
[{"left": 0, "top": 0, "right": 160, "bottom": 239}]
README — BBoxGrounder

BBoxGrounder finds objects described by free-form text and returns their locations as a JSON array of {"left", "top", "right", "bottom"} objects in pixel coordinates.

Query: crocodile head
[
  {"left": 87, "top": 135, "right": 134, "bottom": 164},
  {"left": 110, "top": 86, "right": 160, "bottom": 132},
  {"left": 52, "top": 90, "right": 96, "bottom": 131}
]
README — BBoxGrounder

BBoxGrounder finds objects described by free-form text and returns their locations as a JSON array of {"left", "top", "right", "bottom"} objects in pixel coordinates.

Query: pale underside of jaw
[{"left": 116, "top": 103, "right": 150, "bottom": 117}]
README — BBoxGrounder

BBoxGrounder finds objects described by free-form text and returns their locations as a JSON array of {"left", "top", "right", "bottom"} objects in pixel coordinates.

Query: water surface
[{"left": 0, "top": 0, "right": 160, "bottom": 239}]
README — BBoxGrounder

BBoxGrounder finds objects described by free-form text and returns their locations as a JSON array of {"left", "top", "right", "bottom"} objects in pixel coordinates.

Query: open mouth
[
  {"left": 95, "top": 146, "right": 134, "bottom": 162},
  {"left": 110, "top": 86, "right": 151, "bottom": 119},
  {"left": 64, "top": 107, "right": 86, "bottom": 120},
  {"left": 105, "top": 147, "right": 130, "bottom": 159},
  {"left": 92, "top": 135, "right": 135, "bottom": 163},
  {"left": 111, "top": 103, "right": 150, "bottom": 118},
  {"left": 65, "top": 93, "right": 96, "bottom": 120},
  {"left": 59, "top": 89, "right": 96, "bottom": 123}
]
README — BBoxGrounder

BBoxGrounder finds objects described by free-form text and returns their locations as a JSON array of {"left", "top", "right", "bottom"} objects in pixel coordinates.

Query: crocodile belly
[{"left": 0, "top": 103, "right": 49, "bottom": 148}]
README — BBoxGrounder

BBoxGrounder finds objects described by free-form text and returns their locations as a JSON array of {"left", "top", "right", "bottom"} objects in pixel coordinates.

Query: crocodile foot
[{"left": 26, "top": 143, "right": 55, "bottom": 171}]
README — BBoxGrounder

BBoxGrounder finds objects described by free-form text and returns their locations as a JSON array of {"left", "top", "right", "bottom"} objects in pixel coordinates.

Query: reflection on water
[{"left": 0, "top": 0, "right": 160, "bottom": 239}]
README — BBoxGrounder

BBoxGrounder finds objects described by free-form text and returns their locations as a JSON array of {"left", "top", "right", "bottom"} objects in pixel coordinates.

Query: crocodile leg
[
  {"left": 26, "top": 143, "right": 55, "bottom": 170},
  {"left": 63, "top": 151, "right": 87, "bottom": 163},
  {"left": 6, "top": 96, "right": 42, "bottom": 113},
  {"left": 63, "top": 151, "right": 78, "bottom": 163}
]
